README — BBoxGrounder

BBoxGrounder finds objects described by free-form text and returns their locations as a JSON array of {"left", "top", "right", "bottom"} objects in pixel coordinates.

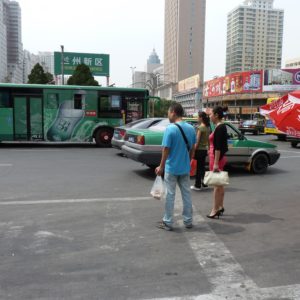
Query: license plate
[{"left": 128, "top": 137, "right": 135, "bottom": 143}]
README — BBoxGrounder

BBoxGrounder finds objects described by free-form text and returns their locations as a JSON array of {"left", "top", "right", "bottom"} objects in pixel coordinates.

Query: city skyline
[{"left": 11, "top": 0, "right": 300, "bottom": 86}]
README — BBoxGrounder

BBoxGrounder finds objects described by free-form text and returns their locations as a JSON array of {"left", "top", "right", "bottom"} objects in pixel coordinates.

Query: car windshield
[
  {"left": 149, "top": 119, "right": 170, "bottom": 131},
  {"left": 243, "top": 120, "right": 257, "bottom": 125}
]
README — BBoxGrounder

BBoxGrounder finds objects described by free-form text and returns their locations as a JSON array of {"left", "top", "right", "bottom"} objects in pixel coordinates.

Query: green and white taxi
[{"left": 121, "top": 119, "right": 280, "bottom": 174}]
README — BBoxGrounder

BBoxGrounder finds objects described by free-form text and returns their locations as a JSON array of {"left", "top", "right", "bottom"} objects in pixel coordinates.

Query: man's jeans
[{"left": 163, "top": 173, "right": 193, "bottom": 227}]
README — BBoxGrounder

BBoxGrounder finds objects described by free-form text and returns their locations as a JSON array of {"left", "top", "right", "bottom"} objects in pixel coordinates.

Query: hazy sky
[{"left": 17, "top": 0, "right": 300, "bottom": 86}]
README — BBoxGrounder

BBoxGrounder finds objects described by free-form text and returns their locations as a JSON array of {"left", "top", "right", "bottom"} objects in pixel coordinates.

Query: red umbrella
[{"left": 260, "top": 91, "right": 300, "bottom": 137}]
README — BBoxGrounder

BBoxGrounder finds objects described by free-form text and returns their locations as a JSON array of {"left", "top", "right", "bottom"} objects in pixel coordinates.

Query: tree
[
  {"left": 45, "top": 72, "right": 54, "bottom": 84},
  {"left": 28, "top": 63, "right": 53, "bottom": 84},
  {"left": 67, "top": 64, "right": 99, "bottom": 86},
  {"left": 150, "top": 98, "right": 177, "bottom": 117}
]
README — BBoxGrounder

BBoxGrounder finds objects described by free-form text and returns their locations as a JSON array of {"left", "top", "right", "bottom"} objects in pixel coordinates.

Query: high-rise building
[
  {"left": 133, "top": 49, "right": 163, "bottom": 94},
  {"left": 164, "top": 0, "right": 206, "bottom": 84},
  {"left": 226, "top": 0, "right": 284, "bottom": 74},
  {"left": 0, "top": 0, "right": 23, "bottom": 83},
  {"left": 146, "top": 48, "right": 162, "bottom": 74},
  {"left": 6, "top": 0, "right": 23, "bottom": 83},
  {"left": 0, "top": 0, "right": 8, "bottom": 82}
]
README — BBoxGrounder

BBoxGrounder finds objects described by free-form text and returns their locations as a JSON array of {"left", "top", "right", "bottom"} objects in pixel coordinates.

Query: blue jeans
[{"left": 163, "top": 173, "right": 193, "bottom": 227}]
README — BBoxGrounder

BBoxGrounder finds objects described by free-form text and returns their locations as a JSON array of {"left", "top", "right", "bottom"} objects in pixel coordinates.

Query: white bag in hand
[
  {"left": 150, "top": 176, "right": 165, "bottom": 200},
  {"left": 203, "top": 171, "right": 229, "bottom": 187}
]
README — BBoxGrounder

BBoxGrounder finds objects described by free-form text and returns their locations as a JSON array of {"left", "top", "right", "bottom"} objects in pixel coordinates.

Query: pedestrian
[
  {"left": 207, "top": 106, "right": 228, "bottom": 219},
  {"left": 155, "top": 103, "right": 196, "bottom": 231},
  {"left": 191, "top": 111, "right": 210, "bottom": 191}
]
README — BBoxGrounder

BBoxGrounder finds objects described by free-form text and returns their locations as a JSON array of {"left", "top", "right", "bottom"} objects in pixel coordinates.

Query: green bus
[{"left": 0, "top": 83, "right": 149, "bottom": 146}]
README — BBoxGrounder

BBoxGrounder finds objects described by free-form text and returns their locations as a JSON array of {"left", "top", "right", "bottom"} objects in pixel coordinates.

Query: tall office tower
[
  {"left": 0, "top": 0, "right": 23, "bottom": 83},
  {"left": 146, "top": 48, "right": 162, "bottom": 73},
  {"left": 0, "top": 0, "right": 8, "bottom": 82},
  {"left": 226, "top": 0, "right": 284, "bottom": 74},
  {"left": 164, "top": 0, "right": 206, "bottom": 83}
]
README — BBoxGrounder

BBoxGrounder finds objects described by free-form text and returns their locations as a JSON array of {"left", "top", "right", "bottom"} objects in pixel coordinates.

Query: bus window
[
  {"left": 99, "top": 94, "right": 121, "bottom": 118},
  {"left": 46, "top": 94, "right": 59, "bottom": 109},
  {"left": 0, "top": 91, "right": 11, "bottom": 108},
  {"left": 74, "top": 94, "right": 83, "bottom": 109}
]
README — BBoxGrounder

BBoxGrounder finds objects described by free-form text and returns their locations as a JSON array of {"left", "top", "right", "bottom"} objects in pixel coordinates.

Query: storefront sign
[
  {"left": 203, "top": 71, "right": 263, "bottom": 98},
  {"left": 241, "top": 107, "right": 258, "bottom": 114},
  {"left": 228, "top": 107, "right": 240, "bottom": 114},
  {"left": 178, "top": 74, "right": 200, "bottom": 92}
]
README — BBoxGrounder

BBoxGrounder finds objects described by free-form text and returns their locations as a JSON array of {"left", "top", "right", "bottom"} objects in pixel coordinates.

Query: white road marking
[
  {"left": 146, "top": 190, "right": 300, "bottom": 300},
  {"left": 0, "top": 164, "right": 13, "bottom": 167},
  {"left": 281, "top": 156, "right": 300, "bottom": 159},
  {"left": 10, "top": 149, "right": 63, "bottom": 152},
  {"left": 0, "top": 196, "right": 152, "bottom": 205},
  {"left": 279, "top": 150, "right": 300, "bottom": 154}
]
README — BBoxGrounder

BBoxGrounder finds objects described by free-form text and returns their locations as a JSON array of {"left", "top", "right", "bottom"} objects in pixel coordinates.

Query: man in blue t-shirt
[{"left": 155, "top": 103, "right": 196, "bottom": 231}]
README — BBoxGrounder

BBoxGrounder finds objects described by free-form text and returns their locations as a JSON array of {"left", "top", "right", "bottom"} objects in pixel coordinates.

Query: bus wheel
[
  {"left": 251, "top": 153, "right": 269, "bottom": 174},
  {"left": 95, "top": 128, "right": 113, "bottom": 147}
]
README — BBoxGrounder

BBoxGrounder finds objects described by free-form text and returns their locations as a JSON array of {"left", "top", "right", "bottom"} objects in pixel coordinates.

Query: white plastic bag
[{"left": 150, "top": 176, "right": 165, "bottom": 200}]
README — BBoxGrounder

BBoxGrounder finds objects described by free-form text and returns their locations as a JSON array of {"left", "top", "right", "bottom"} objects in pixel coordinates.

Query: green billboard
[{"left": 54, "top": 52, "right": 110, "bottom": 76}]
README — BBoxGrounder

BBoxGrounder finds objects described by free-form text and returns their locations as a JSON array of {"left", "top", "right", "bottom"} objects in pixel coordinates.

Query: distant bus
[
  {"left": 0, "top": 83, "right": 149, "bottom": 146},
  {"left": 264, "top": 97, "right": 286, "bottom": 140}
]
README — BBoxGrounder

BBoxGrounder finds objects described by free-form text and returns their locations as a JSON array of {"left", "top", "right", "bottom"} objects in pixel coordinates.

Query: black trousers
[{"left": 194, "top": 149, "right": 207, "bottom": 188}]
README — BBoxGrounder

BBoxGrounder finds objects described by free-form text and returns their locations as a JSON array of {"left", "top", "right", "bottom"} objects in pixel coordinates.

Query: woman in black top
[{"left": 207, "top": 106, "right": 228, "bottom": 219}]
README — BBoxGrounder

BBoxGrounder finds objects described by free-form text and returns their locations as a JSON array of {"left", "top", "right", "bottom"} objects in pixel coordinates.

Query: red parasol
[{"left": 260, "top": 91, "right": 300, "bottom": 137}]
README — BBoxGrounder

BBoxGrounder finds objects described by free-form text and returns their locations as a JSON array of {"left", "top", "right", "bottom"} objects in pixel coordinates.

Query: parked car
[
  {"left": 239, "top": 119, "right": 265, "bottom": 135},
  {"left": 112, "top": 118, "right": 163, "bottom": 150},
  {"left": 122, "top": 120, "right": 280, "bottom": 174},
  {"left": 286, "top": 135, "right": 300, "bottom": 148}
]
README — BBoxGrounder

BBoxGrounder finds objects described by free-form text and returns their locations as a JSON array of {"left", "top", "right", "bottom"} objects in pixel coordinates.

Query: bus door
[
  {"left": 123, "top": 93, "right": 144, "bottom": 124},
  {"left": 13, "top": 96, "right": 43, "bottom": 140}
]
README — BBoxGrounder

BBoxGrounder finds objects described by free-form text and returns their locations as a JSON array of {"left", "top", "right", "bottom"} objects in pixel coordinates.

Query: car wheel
[
  {"left": 277, "top": 135, "right": 286, "bottom": 141},
  {"left": 291, "top": 142, "right": 298, "bottom": 148},
  {"left": 251, "top": 153, "right": 269, "bottom": 174},
  {"left": 253, "top": 130, "right": 258, "bottom": 135},
  {"left": 94, "top": 128, "right": 113, "bottom": 147}
]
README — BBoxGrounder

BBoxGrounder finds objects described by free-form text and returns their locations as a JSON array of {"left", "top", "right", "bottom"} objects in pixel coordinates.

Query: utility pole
[{"left": 61, "top": 45, "right": 64, "bottom": 85}]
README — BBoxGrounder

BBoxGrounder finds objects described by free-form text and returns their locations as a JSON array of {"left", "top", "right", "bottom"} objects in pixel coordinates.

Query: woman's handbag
[
  {"left": 190, "top": 159, "right": 197, "bottom": 177},
  {"left": 203, "top": 171, "right": 229, "bottom": 187}
]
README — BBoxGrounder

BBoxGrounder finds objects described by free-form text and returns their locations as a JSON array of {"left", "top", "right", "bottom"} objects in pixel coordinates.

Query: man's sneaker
[
  {"left": 190, "top": 185, "right": 201, "bottom": 191},
  {"left": 185, "top": 223, "right": 193, "bottom": 229},
  {"left": 202, "top": 183, "right": 208, "bottom": 188},
  {"left": 156, "top": 221, "right": 173, "bottom": 231}
]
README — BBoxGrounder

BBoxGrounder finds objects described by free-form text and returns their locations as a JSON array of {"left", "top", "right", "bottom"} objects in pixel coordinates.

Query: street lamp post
[{"left": 60, "top": 45, "right": 64, "bottom": 85}]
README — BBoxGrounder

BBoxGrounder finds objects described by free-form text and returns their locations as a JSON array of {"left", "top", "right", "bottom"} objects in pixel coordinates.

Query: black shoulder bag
[{"left": 174, "top": 123, "right": 190, "bottom": 152}]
